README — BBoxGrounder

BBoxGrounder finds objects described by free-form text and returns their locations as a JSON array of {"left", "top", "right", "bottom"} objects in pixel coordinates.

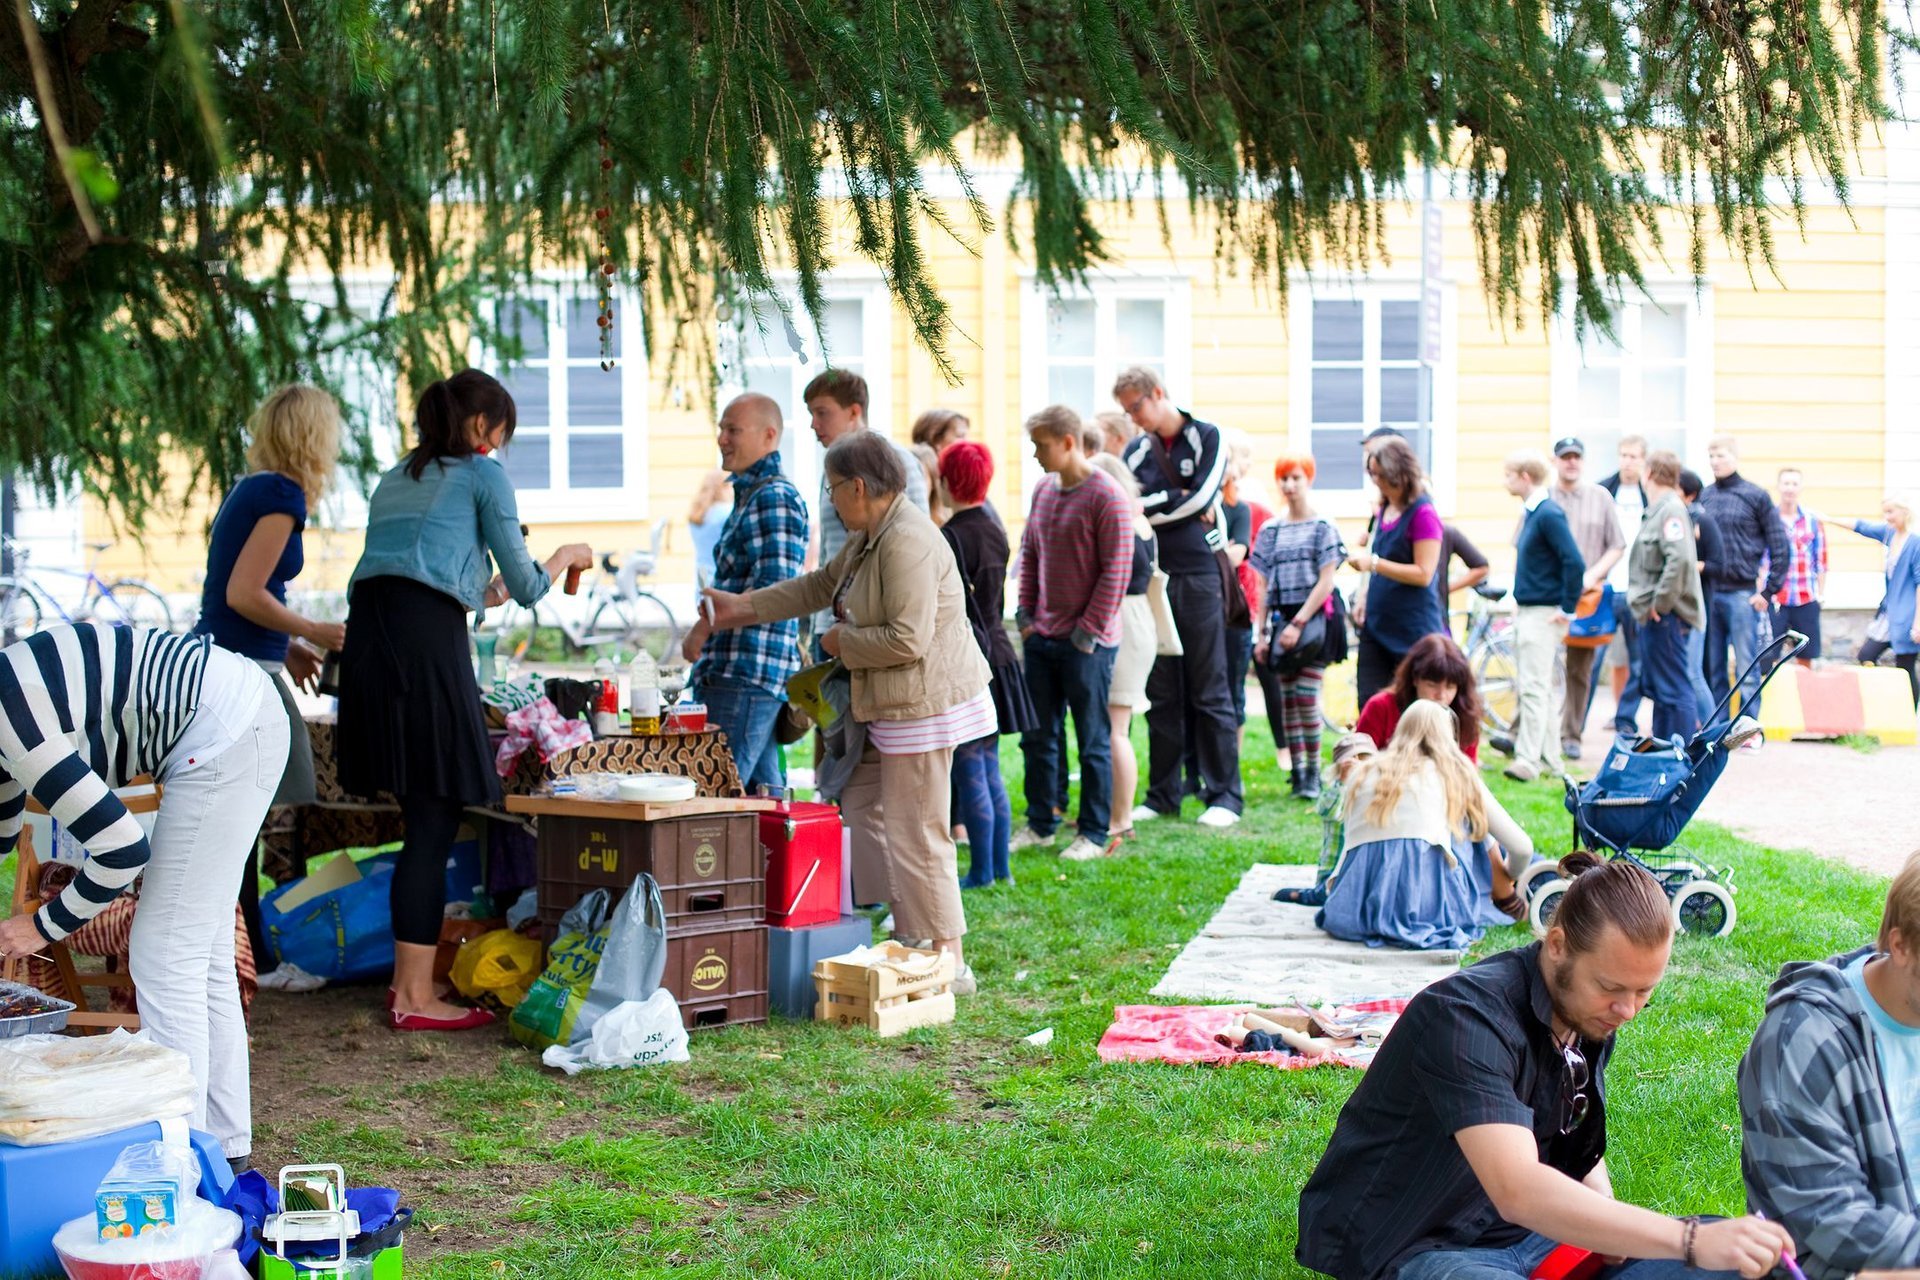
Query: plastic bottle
[{"left": 628, "top": 649, "right": 661, "bottom": 735}]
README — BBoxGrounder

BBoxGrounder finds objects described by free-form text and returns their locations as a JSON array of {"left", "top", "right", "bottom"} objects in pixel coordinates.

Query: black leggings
[{"left": 393, "top": 793, "right": 464, "bottom": 947}]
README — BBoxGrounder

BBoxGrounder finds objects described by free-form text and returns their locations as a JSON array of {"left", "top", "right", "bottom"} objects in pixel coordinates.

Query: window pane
[
  {"left": 500, "top": 299, "right": 548, "bottom": 359},
  {"left": 1047, "top": 365, "right": 1096, "bottom": 418},
  {"left": 500, "top": 432, "right": 550, "bottom": 490},
  {"left": 1310, "top": 428, "right": 1366, "bottom": 489},
  {"left": 1116, "top": 299, "right": 1166, "bottom": 362},
  {"left": 1046, "top": 299, "right": 1095, "bottom": 358},
  {"left": 740, "top": 305, "right": 788, "bottom": 362},
  {"left": 565, "top": 297, "right": 608, "bottom": 360},
  {"left": 1312, "top": 367, "right": 1365, "bottom": 423},
  {"left": 1380, "top": 366, "right": 1425, "bottom": 422},
  {"left": 1381, "top": 301, "right": 1421, "bottom": 361},
  {"left": 744, "top": 364, "right": 792, "bottom": 422},
  {"left": 502, "top": 367, "right": 550, "bottom": 425},
  {"left": 1575, "top": 366, "right": 1621, "bottom": 420},
  {"left": 1641, "top": 305, "right": 1686, "bottom": 357},
  {"left": 569, "top": 433, "right": 623, "bottom": 488},
  {"left": 818, "top": 300, "right": 863, "bottom": 361},
  {"left": 1312, "top": 301, "right": 1364, "bottom": 361},
  {"left": 1580, "top": 316, "right": 1625, "bottom": 360},
  {"left": 1642, "top": 366, "right": 1685, "bottom": 421},
  {"left": 568, "top": 366, "right": 622, "bottom": 426}
]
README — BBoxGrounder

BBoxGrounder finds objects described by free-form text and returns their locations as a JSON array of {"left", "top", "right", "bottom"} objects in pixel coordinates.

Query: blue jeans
[
  {"left": 1607, "top": 592, "right": 1644, "bottom": 735},
  {"left": 1396, "top": 1229, "right": 1738, "bottom": 1280},
  {"left": 698, "top": 677, "right": 785, "bottom": 795},
  {"left": 1704, "top": 590, "right": 1768, "bottom": 720},
  {"left": 1641, "top": 614, "right": 1700, "bottom": 742},
  {"left": 1685, "top": 621, "right": 1713, "bottom": 723},
  {"left": 952, "top": 737, "right": 1012, "bottom": 886},
  {"left": 1022, "top": 635, "right": 1117, "bottom": 841}
]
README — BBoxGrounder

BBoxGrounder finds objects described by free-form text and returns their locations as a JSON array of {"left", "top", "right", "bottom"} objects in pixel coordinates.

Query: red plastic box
[{"left": 760, "top": 802, "right": 843, "bottom": 928}]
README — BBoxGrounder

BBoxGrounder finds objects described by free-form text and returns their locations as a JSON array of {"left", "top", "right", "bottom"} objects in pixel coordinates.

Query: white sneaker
[
  {"left": 1197, "top": 806, "right": 1240, "bottom": 829},
  {"left": 1058, "top": 837, "right": 1108, "bottom": 862},
  {"left": 951, "top": 963, "right": 978, "bottom": 997},
  {"left": 1723, "top": 716, "right": 1765, "bottom": 752},
  {"left": 256, "top": 963, "right": 326, "bottom": 993},
  {"left": 1009, "top": 827, "right": 1055, "bottom": 852},
  {"left": 1130, "top": 804, "right": 1169, "bottom": 823}
]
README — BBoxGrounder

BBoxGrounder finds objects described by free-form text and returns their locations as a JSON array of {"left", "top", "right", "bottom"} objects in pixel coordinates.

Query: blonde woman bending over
[{"left": 1318, "top": 700, "right": 1536, "bottom": 950}]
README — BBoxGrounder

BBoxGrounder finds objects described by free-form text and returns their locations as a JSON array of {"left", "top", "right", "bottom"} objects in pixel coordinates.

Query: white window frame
[
  {"left": 472, "top": 284, "right": 650, "bottom": 523},
  {"left": 1549, "top": 283, "right": 1714, "bottom": 469},
  {"left": 716, "top": 274, "right": 894, "bottom": 526},
  {"left": 1017, "top": 273, "right": 1193, "bottom": 496},
  {"left": 286, "top": 273, "right": 402, "bottom": 533},
  {"left": 1287, "top": 274, "right": 1460, "bottom": 519}
]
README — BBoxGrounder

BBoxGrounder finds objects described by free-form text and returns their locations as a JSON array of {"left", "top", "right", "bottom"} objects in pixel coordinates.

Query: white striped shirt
[
  {"left": 865, "top": 688, "right": 998, "bottom": 756},
  {"left": 0, "top": 625, "right": 211, "bottom": 942}
]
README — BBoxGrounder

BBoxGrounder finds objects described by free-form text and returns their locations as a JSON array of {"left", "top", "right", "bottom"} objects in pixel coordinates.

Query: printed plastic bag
[
  {"left": 261, "top": 853, "right": 397, "bottom": 982},
  {"left": 576, "top": 874, "right": 667, "bottom": 1034},
  {"left": 508, "top": 890, "right": 612, "bottom": 1051},
  {"left": 449, "top": 929, "right": 545, "bottom": 1010},
  {"left": 53, "top": 1197, "right": 241, "bottom": 1280},
  {"left": 540, "top": 989, "right": 690, "bottom": 1075}
]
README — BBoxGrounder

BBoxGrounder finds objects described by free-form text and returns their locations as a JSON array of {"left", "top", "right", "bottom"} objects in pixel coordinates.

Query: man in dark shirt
[
  {"left": 1116, "top": 365, "right": 1242, "bottom": 829},
  {"left": 1297, "top": 857, "right": 1795, "bottom": 1280},
  {"left": 1699, "top": 436, "right": 1791, "bottom": 737}
]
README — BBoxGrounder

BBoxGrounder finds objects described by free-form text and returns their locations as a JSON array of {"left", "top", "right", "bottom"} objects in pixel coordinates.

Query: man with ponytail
[
  {"left": 1739, "top": 849, "right": 1920, "bottom": 1280},
  {"left": 1300, "top": 852, "right": 1795, "bottom": 1280}
]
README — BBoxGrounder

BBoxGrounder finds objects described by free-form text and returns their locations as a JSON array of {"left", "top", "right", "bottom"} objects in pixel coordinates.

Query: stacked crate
[{"left": 535, "top": 811, "right": 768, "bottom": 1029}]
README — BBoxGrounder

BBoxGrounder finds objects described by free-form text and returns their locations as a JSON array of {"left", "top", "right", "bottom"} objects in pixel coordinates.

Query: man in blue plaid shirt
[{"left": 683, "top": 393, "right": 809, "bottom": 792}]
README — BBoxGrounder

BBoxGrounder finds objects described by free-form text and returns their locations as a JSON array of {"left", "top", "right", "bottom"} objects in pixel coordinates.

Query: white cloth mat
[{"left": 1150, "top": 863, "right": 1465, "bottom": 1006}]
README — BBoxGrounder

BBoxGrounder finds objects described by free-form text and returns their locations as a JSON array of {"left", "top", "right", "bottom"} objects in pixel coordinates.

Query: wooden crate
[{"left": 812, "top": 941, "right": 955, "bottom": 1036}]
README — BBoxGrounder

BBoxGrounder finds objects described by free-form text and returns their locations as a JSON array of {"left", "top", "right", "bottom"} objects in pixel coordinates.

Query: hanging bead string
[{"left": 595, "top": 128, "right": 615, "bottom": 372}]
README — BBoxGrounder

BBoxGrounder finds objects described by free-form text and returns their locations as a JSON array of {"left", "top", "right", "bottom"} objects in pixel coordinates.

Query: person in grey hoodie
[{"left": 1739, "top": 850, "right": 1920, "bottom": 1280}]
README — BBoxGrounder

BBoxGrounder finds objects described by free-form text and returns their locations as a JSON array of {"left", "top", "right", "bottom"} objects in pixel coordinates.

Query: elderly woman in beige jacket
[{"left": 705, "top": 431, "right": 993, "bottom": 993}]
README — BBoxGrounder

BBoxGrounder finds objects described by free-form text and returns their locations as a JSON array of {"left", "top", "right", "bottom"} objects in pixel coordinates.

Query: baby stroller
[{"left": 1519, "top": 630, "right": 1809, "bottom": 939}]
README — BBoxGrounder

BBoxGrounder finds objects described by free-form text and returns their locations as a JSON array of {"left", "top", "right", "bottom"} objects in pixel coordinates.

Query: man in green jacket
[{"left": 1628, "top": 450, "right": 1704, "bottom": 740}]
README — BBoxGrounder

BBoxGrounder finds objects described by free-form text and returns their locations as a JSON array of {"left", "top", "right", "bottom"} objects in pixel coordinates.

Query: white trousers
[
  {"left": 1512, "top": 606, "right": 1567, "bottom": 775},
  {"left": 129, "top": 685, "right": 288, "bottom": 1158}
]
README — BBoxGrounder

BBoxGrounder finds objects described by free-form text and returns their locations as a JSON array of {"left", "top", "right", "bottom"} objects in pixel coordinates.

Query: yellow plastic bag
[{"left": 449, "top": 929, "right": 544, "bottom": 1010}]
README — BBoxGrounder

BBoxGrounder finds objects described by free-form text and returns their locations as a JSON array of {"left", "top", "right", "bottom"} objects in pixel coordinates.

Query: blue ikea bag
[{"left": 262, "top": 852, "right": 398, "bottom": 982}]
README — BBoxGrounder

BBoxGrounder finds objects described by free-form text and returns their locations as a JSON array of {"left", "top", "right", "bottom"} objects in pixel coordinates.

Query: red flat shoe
[{"left": 388, "top": 1006, "right": 497, "bottom": 1033}]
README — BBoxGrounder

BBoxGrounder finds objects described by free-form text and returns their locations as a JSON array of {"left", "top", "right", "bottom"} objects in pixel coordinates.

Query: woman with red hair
[
  {"left": 1249, "top": 452, "right": 1347, "bottom": 797},
  {"left": 1353, "top": 633, "right": 1483, "bottom": 761},
  {"left": 937, "top": 441, "right": 1035, "bottom": 888}
]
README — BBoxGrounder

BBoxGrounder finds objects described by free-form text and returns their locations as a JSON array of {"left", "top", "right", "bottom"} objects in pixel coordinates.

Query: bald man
[{"left": 683, "top": 394, "right": 810, "bottom": 792}]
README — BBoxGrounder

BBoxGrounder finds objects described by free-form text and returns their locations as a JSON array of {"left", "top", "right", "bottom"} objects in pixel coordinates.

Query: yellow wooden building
[{"left": 20, "top": 125, "right": 1920, "bottom": 627}]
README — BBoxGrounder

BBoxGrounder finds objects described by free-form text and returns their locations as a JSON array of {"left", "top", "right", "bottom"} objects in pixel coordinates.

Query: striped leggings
[{"left": 1257, "top": 663, "right": 1327, "bottom": 759}]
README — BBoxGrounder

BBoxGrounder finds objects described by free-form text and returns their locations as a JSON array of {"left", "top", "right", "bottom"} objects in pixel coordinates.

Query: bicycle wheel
[
  {"left": 1473, "top": 636, "right": 1519, "bottom": 736},
  {"left": 0, "top": 579, "right": 42, "bottom": 643},
  {"left": 94, "top": 580, "right": 174, "bottom": 631},
  {"left": 618, "top": 591, "right": 680, "bottom": 664}
]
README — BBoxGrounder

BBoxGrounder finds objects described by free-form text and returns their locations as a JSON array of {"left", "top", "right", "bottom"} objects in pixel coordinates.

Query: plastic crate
[
  {"left": 536, "top": 813, "right": 763, "bottom": 935},
  {"left": 0, "top": 982, "right": 74, "bottom": 1039},
  {"left": 662, "top": 923, "right": 768, "bottom": 1031}
]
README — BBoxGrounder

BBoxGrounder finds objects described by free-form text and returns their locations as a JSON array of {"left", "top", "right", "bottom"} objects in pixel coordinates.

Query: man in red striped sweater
[{"left": 1014, "top": 405, "right": 1136, "bottom": 862}]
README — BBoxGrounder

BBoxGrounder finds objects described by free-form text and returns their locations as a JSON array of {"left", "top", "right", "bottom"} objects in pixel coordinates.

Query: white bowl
[{"left": 616, "top": 774, "right": 698, "bottom": 803}]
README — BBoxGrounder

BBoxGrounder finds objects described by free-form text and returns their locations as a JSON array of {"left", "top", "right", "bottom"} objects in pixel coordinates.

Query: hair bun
[{"left": 1559, "top": 849, "right": 1605, "bottom": 878}]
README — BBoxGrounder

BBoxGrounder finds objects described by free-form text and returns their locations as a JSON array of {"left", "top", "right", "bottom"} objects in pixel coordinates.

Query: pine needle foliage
[{"left": 0, "top": 0, "right": 1902, "bottom": 521}]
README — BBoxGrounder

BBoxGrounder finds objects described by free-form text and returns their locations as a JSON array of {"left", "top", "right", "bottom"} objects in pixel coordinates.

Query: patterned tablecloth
[{"left": 263, "top": 717, "right": 742, "bottom": 878}]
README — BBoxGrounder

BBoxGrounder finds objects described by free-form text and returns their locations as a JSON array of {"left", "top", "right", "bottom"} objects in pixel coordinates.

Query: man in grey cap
[{"left": 1545, "top": 437, "right": 1624, "bottom": 760}]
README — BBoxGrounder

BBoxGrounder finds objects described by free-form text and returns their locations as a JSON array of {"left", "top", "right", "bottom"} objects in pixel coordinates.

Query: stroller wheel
[
  {"left": 1517, "top": 861, "right": 1561, "bottom": 903},
  {"left": 1528, "top": 880, "right": 1572, "bottom": 935},
  {"left": 1672, "top": 880, "right": 1737, "bottom": 938}
]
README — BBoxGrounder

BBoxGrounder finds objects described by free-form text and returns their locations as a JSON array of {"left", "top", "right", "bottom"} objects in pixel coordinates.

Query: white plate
[{"left": 616, "top": 774, "right": 698, "bottom": 803}]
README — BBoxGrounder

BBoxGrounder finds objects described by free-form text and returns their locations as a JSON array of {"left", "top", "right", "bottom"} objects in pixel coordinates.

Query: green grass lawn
[{"left": 276, "top": 723, "right": 1886, "bottom": 1279}]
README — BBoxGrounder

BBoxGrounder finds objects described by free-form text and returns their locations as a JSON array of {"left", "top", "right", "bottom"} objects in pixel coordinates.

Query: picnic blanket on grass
[
  {"left": 1097, "top": 1000, "right": 1409, "bottom": 1071},
  {"left": 1150, "top": 863, "right": 1466, "bottom": 1007}
]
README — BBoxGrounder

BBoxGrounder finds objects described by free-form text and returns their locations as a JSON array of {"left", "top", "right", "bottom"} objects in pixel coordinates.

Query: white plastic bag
[
  {"left": 53, "top": 1197, "right": 241, "bottom": 1280},
  {"left": 541, "top": 989, "right": 690, "bottom": 1075},
  {"left": 572, "top": 874, "right": 668, "bottom": 1045},
  {"left": 0, "top": 1030, "right": 194, "bottom": 1144}
]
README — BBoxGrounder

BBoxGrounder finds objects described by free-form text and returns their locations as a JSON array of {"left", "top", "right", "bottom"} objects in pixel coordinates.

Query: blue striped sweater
[{"left": 0, "top": 624, "right": 211, "bottom": 942}]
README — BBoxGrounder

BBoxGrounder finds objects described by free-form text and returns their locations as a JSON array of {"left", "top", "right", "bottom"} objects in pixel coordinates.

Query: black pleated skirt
[
  {"left": 336, "top": 575, "right": 502, "bottom": 805},
  {"left": 988, "top": 658, "right": 1039, "bottom": 737}
]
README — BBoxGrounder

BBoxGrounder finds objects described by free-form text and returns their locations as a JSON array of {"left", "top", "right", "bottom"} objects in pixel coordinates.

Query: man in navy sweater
[
  {"left": 1700, "top": 436, "right": 1791, "bottom": 737},
  {"left": 1503, "top": 452, "right": 1586, "bottom": 782}
]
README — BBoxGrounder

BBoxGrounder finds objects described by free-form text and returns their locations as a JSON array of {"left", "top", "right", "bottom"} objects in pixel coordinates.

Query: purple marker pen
[{"left": 1755, "top": 1211, "right": 1807, "bottom": 1280}]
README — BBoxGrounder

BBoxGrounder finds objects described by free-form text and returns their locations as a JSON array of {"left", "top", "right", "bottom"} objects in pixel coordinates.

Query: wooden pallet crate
[{"left": 812, "top": 941, "right": 955, "bottom": 1036}]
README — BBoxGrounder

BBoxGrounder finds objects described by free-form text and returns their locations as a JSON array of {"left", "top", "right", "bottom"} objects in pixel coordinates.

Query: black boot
[
  {"left": 1287, "top": 760, "right": 1305, "bottom": 796},
  {"left": 1297, "top": 756, "right": 1322, "bottom": 801}
]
